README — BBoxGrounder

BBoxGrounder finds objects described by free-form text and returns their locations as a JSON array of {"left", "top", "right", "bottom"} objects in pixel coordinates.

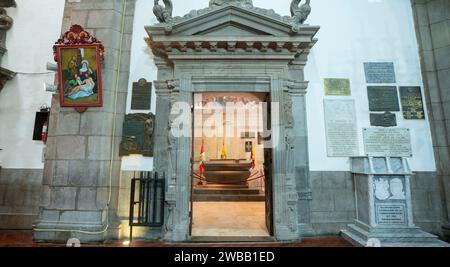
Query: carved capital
[
  {"left": 0, "top": 67, "right": 16, "bottom": 92},
  {"left": 284, "top": 79, "right": 308, "bottom": 95},
  {"left": 154, "top": 79, "right": 179, "bottom": 96}
]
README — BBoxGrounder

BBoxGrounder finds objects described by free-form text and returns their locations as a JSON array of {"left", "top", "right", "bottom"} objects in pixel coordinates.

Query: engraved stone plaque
[
  {"left": 375, "top": 203, "right": 407, "bottom": 225},
  {"left": 120, "top": 113, "right": 155, "bottom": 157},
  {"left": 367, "top": 86, "right": 400, "bottom": 112},
  {"left": 324, "top": 100, "right": 360, "bottom": 157},
  {"left": 131, "top": 78, "right": 152, "bottom": 110},
  {"left": 324, "top": 78, "right": 351, "bottom": 96},
  {"left": 370, "top": 112, "right": 397, "bottom": 127},
  {"left": 364, "top": 62, "right": 396, "bottom": 83},
  {"left": 363, "top": 128, "right": 412, "bottom": 157},
  {"left": 399, "top": 86, "right": 425, "bottom": 120}
]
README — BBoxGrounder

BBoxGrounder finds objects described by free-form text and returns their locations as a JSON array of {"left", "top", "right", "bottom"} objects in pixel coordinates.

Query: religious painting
[{"left": 56, "top": 44, "right": 103, "bottom": 107}]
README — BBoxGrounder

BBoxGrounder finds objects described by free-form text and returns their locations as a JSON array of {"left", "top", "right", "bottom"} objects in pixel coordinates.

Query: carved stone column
[
  {"left": 287, "top": 57, "right": 316, "bottom": 237},
  {"left": 165, "top": 77, "right": 192, "bottom": 242}
]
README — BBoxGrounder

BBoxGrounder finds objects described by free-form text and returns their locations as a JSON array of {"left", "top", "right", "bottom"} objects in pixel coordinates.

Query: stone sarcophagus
[{"left": 203, "top": 159, "right": 252, "bottom": 185}]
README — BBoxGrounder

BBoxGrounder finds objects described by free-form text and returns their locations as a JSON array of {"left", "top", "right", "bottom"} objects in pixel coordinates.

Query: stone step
[
  {"left": 193, "top": 194, "right": 266, "bottom": 202},
  {"left": 343, "top": 224, "right": 449, "bottom": 247},
  {"left": 193, "top": 188, "right": 260, "bottom": 195},
  {"left": 197, "top": 184, "right": 249, "bottom": 189}
]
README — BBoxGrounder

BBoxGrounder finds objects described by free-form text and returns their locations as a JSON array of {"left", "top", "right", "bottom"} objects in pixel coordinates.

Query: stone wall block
[
  {"left": 55, "top": 136, "right": 86, "bottom": 160},
  {"left": 49, "top": 187, "right": 76, "bottom": 210}
]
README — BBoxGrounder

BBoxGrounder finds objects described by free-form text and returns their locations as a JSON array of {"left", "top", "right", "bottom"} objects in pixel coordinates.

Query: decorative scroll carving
[
  {"left": 153, "top": 0, "right": 173, "bottom": 23},
  {"left": 53, "top": 24, "right": 105, "bottom": 64},
  {"left": 209, "top": 0, "right": 253, "bottom": 7},
  {"left": 0, "top": 8, "right": 13, "bottom": 30},
  {"left": 290, "top": 0, "right": 311, "bottom": 32},
  {"left": 0, "top": 67, "right": 15, "bottom": 92}
]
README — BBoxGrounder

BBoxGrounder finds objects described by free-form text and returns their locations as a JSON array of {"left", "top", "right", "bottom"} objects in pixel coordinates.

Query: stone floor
[
  {"left": 192, "top": 202, "right": 269, "bottom": 237},
  {"left": 0, "top": 231, "right": 353, "bottom": 247}
]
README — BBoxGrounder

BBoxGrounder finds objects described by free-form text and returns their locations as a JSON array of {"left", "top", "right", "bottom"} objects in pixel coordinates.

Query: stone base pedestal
[
  {"left": 442, "top": 224, "right": 450, "bottom": 242},
  {"left": 342, "top": 157, "right": 449, "bottom": 247},
  {"left": 342, "top": 220, "right": 448, "bottom": 247}
]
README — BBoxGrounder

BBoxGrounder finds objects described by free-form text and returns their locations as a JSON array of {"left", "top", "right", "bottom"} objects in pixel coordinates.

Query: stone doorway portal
[{"left": 189, "top": 92, "right": 273, "bottom": 238}]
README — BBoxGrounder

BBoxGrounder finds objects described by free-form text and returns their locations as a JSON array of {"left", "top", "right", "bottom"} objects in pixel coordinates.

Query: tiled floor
[
  {"left": 0, "top": 231, "right": 353, "bottom": 247},
  {"left": 192, "top": 202, "right": 269, "bottom": 237}
]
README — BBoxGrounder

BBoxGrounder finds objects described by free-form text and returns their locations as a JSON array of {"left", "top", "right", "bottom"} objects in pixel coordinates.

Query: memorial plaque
[
  {"left": 373, "top": 176, "right": 408, "bottom": 225},
  {"left": 363, "top": 128, "right": 412, "bottom": 157},
  {"left": 367, "top": 86, "right": 400, "bottom": 111},
  {"left": 364, "top": 62, "right": 396, "bottom": 83},
  {"left": 375, "top": 203, "right": 407, "bottom": 225},
  {"left": 399, "top": 86, "right": 425, "bottom": 120},
  {"left": 324, "top": 100, "right": 360, "bottom": 157},
  {"left": 370, "top": 112, "right": 397, "bottom": 127},
  {"left": 131, "top": 78, "right": 152, "bottom": 110},
  {"left": 324, "top": 78, "right": 351, "bottom": 96},
  {"left": 120, "top": 113, "right": 155, "bottom": 157}
]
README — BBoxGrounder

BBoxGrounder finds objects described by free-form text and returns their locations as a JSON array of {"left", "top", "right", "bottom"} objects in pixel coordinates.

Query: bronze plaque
[
  {"left": 119, "top": 113, "right": 155, "bottom": 157},
  {"left": 131, "top": 78, "right": 152, "bottom": 110},
  {"left": 370, "top": 112, "right": 397, "bottom": 127},
  {"left": 367, "top": 86, "right": 400, "bottom": 112},
  {"left": 324, "top": 78, "right": 351, "bottom": 96},
  {"left": 399, "top": 86, "right": 425, "bottom": 120}
]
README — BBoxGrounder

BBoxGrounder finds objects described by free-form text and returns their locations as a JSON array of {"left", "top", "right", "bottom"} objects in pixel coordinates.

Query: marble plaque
[
  {"left": 399, "top": 86, "right": 425, "bottom": 120},
  {"left": 363, "top": 128, "right": 412, "bottom": 157},
  {"left": 131, "top": 78, "right": 152, "bottom": 110},
  {"left": 367, "top": 86, "right": 400, "bottom": 112},
  {"left": 375, "top": 203, "right": 407, "bottom": 225},
  {"left": 370, "top": 112, "right": 397, "bottom": 127},
  {"left": 324, "top": 78, "right": 351, "bottom": 96},
  {"left": 364, "top": 62, "right": 396, "bottom": 83},
  {"left": 324, "top": 100, "right": 360, "bottom": 157}
]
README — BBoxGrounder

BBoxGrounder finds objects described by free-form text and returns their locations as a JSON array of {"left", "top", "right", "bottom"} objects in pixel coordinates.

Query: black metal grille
[{"left": 129, "top": 172, "right": 165, "bottom": 241}]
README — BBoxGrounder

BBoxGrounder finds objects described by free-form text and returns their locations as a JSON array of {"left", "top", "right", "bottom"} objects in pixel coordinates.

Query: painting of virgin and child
[{"left": 56, "top": 44, "right": 103, "bottom": 107}]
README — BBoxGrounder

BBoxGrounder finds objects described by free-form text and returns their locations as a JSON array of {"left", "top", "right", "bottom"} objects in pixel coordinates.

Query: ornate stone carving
[
  {"left": 0, "top": 67, "right": 15, "bottom": 92},
  {"left": 290, "top": 0, "right": 311, "bottom": 32},
  {"left": 172, "top": 1, "right": 293, "bottom": 25},
  {"left": 209, "top": 0, "right": 253, "bottom": 8},
  {"left": 153, "top": 0, "right": 173, "bottom": 23},
  {"left": 0, "top": 8, "right": 13, "bottom": 30},
  {"left": 283, "top": 91, "right": 295, "bottom": 128}
]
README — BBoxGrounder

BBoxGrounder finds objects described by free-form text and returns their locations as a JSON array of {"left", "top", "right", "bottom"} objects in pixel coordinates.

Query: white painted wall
[
  {"left": 0, "top": 0, "right": 65, "bottom": 169},
  {"left": 125, "top": 0, "right": 435, "bottom": 172},
  {"left": 305, "top": 0, "right": 435, "bottom": 171}
]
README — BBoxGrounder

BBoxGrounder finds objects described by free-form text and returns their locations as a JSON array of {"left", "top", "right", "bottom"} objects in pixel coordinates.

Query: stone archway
[{"left": 147, "top": 1, "right": 319, "bottom": 242}]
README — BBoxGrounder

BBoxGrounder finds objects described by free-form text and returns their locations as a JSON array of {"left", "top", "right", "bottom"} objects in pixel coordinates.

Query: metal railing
[{"left": 129, "top": 171, "right": 165, "bottom": 242}]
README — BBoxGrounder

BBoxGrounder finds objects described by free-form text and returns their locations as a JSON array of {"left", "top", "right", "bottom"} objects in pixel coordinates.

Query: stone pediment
[
  {"left": 146, "top": 2, "right": 319, "bottom": 61},
  {"left": 147, "top": 4, "right": 301, "bottom": 37},
  {"left": 196, "top": 22, "right": 271, "bottom": 37}
]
